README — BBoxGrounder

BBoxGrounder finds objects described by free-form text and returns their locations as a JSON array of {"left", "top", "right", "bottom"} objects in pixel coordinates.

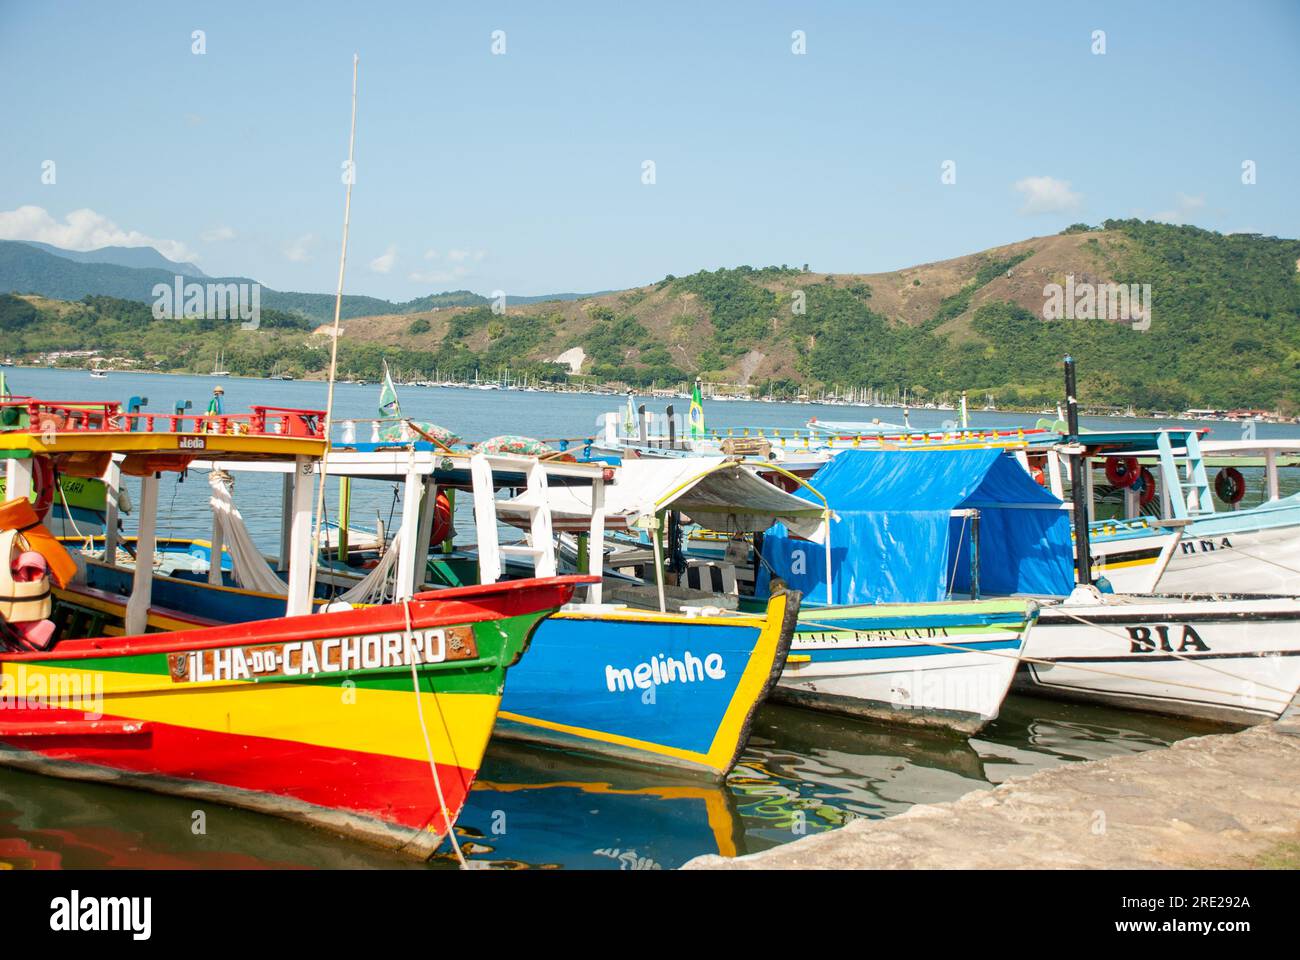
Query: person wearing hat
[{"left": 207, "top": 385, "right": 225, "bottom": 420}]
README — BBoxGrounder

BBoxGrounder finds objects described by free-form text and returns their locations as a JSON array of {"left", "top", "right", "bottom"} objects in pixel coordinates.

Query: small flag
[
  {"left": 379, "top": 359, "right": 402, "bottom": 419},
  {"left": 688, "top": 379, "right": 706, "bottom": 438}
]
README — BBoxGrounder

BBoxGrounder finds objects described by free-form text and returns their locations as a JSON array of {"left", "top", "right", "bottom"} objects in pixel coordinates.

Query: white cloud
[
  {"left": 1013, "top": 176, "right": 1083, "bottom": 215},
  {"left": 284, "top": 233, "right": 315, "bottom": 262},
  {"left": 423, "top": 248, "right": 439, "bottom": 260},
  {"left": 409, "top": 265, "right": 470, "bottom": 285},
  {"left": 1153, "top": 193, "right": 1206, "bottom": 225},
  {"left": 202, "top": 225, "right": 236, "bottom": 242},
  {"left": 369, "top": 245, "right": 397, "bottom": 274},
  {"left": 0, "top": 204, "right": 199, "bottom": 262}
]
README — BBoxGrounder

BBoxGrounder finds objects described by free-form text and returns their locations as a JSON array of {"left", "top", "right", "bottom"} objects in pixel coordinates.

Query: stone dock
[{"left": 685, "top": 715, "right": 1300, "bottom": 870}]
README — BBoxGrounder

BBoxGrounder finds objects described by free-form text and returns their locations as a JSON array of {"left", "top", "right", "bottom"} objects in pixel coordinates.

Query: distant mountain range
[
  {"left": 0, "top": 240, "right": 607, "bottom": 321},
  {"left": 20, "top": 240, "right": 208, "bottom": 278},
  {"left": 4, "top": 222, "right": 1298, "bottom": 412}
]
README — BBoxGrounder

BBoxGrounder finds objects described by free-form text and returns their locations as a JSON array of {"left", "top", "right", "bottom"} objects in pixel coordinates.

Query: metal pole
[{"left": 1064, "top": 356, "right": 1092, "bottom": 586}]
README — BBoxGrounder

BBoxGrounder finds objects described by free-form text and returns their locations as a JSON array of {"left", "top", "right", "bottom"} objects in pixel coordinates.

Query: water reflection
[
  {"left": 453, "top": 743, "right": 742, "bottom": 870},
  {"left": 0, "top": 693, "right": 1224, "bottom": 870}
]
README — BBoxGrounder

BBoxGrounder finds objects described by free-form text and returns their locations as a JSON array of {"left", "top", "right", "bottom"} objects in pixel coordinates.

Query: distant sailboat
[{"left": 210, "top": 350, "right": 230, "bottom": 377}]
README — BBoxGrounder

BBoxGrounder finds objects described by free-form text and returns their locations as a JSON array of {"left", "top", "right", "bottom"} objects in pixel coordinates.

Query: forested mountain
[{"left": 4, "top": 221, "right": 1298, "bottom": 411}]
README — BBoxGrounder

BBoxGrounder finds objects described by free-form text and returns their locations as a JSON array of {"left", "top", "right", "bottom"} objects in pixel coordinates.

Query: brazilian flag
[{"left": 688, "top": 379, "right": 705, "bottom": 438}]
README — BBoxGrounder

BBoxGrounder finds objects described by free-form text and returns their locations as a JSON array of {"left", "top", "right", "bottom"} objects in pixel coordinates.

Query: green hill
[{"left": 4, "top": 221, "right": 1298, "bottom": 411}]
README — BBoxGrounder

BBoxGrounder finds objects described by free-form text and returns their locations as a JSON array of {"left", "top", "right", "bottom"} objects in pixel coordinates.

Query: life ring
[
  {"left": 1134, "top": 466, "right": 1157, "bottom": 507},
  {"left": 1105, "top": 456, "right": 1140, "bottom": 488},
  {"left": 31, "top": 456, "right": 55, "bottom": 522},
  {"left": 1214, "top": 467, "right": 1246, "bottom": 504},
  {"left": 429, "top": 490, "right": 452, "bottom": 546}
]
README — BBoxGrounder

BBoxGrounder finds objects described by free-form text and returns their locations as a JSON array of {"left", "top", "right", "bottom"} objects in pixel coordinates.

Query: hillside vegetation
[{"left": 3, "top": 221, "right": 1298, "bottom": 411}]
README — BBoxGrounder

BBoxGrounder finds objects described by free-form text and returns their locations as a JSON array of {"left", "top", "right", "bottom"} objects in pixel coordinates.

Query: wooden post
[
  {"left": 442, "top": 487, "right": 456, "bottom": 554},
  {"left": 338, "top": 476, "right": 351, "bottom": 561},
  {"left": 412, "top": 477, "right": 437, "bottom": 591},
  {"left": 103, "top": 461, "right": 120, "bottom": 560},
  {"left": 1265, "top": 450, "right": 1280, "bottom": 502},
  {"left": 589, "top": 475, "right": 605, "bottom": 604},
  {"left": 125, "top": 473, "right": 159, "bottom": 636},
  {"left": 394, "top": 464, "right": 424, "bottom": 600},
  {"left": 576, "top": 532, "right": 589, "bottom": 574},
  {"left": 277, "top": 472, "right": 293, "bottom": 572},
  {"left": 284, "top": 457, "right": 316, "bottom": 617},
  {"left": 651, "top": 511, "right": 667, "bottom": 613},
  {"left": 208, "top": 484, "right": 224, "bottom": 586},
  {"left": 6, "top": 456, "right": 32, "bottom": 501}
]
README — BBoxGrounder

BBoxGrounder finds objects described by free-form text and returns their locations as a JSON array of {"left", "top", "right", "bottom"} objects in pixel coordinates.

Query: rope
[
  {"left": 795, "top": 616, "right": 1297, "bottom": 711},
  {"left": 946, "top": 513, "right": 968, "bottom": 597},
  {"left": 306, "top": 53, "right": 359, "bottom": 607},
  {"left": 402, "top": 598, "right": 468, "bottom": 868},
  {"left": 54, "top": 474, "right": 93, "bottom": 551},
  {"left": 1208, "top": 544, "right": 1300, "bottom": 580}
]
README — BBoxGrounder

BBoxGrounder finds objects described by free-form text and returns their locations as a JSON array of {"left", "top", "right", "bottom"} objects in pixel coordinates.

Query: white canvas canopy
[{"left": 497, "top": 457, "right": 829, "bottom": 538}]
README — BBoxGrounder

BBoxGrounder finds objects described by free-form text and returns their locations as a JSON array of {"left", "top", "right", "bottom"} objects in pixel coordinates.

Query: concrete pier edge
[{"left": 685, "top": 715, "right": 1300, "bottom": 870}]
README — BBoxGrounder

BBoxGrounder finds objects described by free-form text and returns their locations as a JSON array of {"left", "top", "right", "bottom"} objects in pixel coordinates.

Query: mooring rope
[
  {"left": 1050, "top": 605, "right": 1297, "bottom": 699},
  {"left": 403, "top": 598, "right": 468, "bottom": 869},
  {"left": 794, "top": 616, "right": 1296, "bottom": 711},
  {"left": 306, "top": 53, "right": 359, "bottom": 605}
]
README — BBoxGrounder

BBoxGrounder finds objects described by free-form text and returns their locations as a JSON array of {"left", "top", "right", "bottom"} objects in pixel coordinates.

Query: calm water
[{"left": 0, "top": 367, "right": 1286, "bottom": 869}]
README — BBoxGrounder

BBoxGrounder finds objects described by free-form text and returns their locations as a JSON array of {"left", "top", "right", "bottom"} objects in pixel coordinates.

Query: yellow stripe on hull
[{"left": 2, "top": 661, "right": 500, "bottom": 770}]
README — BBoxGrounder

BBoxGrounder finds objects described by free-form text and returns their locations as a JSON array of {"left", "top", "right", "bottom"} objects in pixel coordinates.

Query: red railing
[{"left": 0, "top": 399, "right": 326, "bottom": 439}]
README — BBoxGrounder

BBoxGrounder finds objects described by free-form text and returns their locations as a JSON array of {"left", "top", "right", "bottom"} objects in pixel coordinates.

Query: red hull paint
[{"left": 0, "top": 706, "right": 474, "bottom": 840}]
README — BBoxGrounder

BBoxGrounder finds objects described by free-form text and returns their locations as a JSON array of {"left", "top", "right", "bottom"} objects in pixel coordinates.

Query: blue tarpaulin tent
[{"left": 757, "top": 448, "right": 1075, "bottom": 604}]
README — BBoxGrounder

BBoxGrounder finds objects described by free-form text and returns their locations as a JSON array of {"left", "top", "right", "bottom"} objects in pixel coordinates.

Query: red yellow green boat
[{"left": 0, "top": 397, "right": 588, "bottom": 858}]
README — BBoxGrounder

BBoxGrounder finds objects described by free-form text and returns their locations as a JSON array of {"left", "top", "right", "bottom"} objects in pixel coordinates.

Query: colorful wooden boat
[
  {"left": 495, "top": 590, "right": 798, "bottom": 777},
  {"left": 0, "top": 579, "right": 580, "bottom": 857},
  {"left": 0, "top": 397, "right": 588, "bottom": 857}
]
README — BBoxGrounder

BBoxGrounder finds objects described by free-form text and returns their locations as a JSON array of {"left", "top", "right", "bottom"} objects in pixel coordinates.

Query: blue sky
[{"left": 1, "top": 1, "right": 1297, "bottom": 300}]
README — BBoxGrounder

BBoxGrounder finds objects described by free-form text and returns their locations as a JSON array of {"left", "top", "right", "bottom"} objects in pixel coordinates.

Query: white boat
[
  {"left": 777, "top": 598, "right": 1038, "bottom": 734},
  {"left": 89, "top": 369, "right": 107, "bottom": 379},
  {"left": 210, "top": 349, "right": 230, "bottom": 377},
  {"left": 1019, "top": 587, "right": 1300, "bottom": 725}
]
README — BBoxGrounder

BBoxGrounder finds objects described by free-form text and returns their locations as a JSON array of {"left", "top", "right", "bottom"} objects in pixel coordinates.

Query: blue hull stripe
[{"left": 796, "top": 638, "right": 1023, "bottom": 663}]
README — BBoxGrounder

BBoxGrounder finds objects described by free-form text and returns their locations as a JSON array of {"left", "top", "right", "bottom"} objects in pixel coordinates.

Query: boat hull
[
  {"left": 495, "top": 590, "right": 799, "bottom": 779},
  {"left": 0, "top": 578, "right": 583, "bottom": 857},
  {"left": 1018, "top": 595, "right": 1300, "bottom": 724},
  {"left": 1157, "top": 523, "right": 1300, "bottom": 595},
  {"left": 776, "top": 598, "right": 1037, "bottom": 734}
]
